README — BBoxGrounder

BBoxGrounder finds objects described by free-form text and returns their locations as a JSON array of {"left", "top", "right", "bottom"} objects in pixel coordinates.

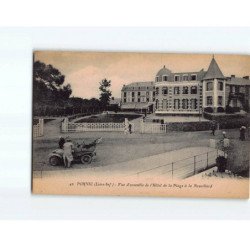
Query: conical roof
[{"left": 203, "top": 57, "right": 225, "bottom": 80}]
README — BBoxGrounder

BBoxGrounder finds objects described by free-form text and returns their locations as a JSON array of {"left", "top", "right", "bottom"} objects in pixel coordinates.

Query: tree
[
  {"left": 33, "top": 60, "right": 72, "bottom": 104},
  {"left": 99, "top": 78, "right": 112, "bottom": 110}
]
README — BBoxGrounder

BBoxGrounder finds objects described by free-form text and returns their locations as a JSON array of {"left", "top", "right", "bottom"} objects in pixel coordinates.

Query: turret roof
[{"left": 203, "top": 57, "right": 225, "bottom": 80}]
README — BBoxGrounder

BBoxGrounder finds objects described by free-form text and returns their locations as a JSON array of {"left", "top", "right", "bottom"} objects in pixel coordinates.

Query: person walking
[
  {"left": 63, "top": 137, "right": 74, "bottom": 168},
  {"left": 239, "top": 126, "right": 246, "bottom": 141}
]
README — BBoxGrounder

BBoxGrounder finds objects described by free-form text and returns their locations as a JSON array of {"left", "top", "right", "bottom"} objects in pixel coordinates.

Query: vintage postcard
[{"left": 32, "top": 51, "right": 249, "bottom": 198}]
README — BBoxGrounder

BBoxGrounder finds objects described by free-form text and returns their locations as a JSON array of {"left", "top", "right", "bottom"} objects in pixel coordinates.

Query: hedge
[{"left": 165, "top": 121, "right": 212, "bottom": 132}]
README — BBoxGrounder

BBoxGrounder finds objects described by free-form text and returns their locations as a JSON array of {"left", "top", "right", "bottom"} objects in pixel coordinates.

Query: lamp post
[{"left": 198, "top": 82, "right": 201, "bottom": 122}]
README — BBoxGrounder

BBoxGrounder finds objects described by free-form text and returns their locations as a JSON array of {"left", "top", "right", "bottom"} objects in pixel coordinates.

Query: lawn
[{"left": 75, "top": 113, "right": 142, "bottom": 123}]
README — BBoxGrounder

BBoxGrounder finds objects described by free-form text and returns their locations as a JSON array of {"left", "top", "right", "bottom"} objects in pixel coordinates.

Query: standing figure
[
  {"left": 58, "top": 136, "right": 65, "bottom": 149},
  {"left": 239, "top": 126, "right": 246, "bottom": 141},
  {"left": 211, "top": 121, "right": 216, "bottom": 136},
  {"left": 128, "top": 123, "right": 132, "bottom": 134},
  {"left": 63, "top": 138, "right": 74, "bottom": 168},
  {"left": 222, "top": 131, "right": 227, "bottom": 139}
]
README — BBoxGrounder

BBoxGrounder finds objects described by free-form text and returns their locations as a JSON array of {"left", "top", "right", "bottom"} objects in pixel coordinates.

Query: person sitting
[{"left": 58, "top": 136, "right": 65, "bottom": 149}]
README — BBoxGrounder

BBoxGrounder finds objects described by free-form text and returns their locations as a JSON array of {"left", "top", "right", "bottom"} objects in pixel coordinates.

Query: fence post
[
  {"left": 39, "top": 118, "right": 44, "bottom": 136},
  {"left": 140, "top": 119, "right": 144, "bottom": 134},
  {"left": 194, "top": 156, "right": 196, "bottom": 175},
  {"left": 62, "top": 117, "right": 69, "bottom": 132},
  {"left": 172, "top": 162, "right": 174, "bottom": 179},
  {"left": 124, "top": 118, "right": 129, "bottom": 134},
  {"left": 207, "top": 152, "right": 209, "bottom": 168}
]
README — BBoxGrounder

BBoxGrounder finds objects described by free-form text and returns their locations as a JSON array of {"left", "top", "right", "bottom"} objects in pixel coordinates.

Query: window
[
  {"left": 132, "top": 98, "right": 134, "bottom": 102},
  {"left": 153, "top": 91, "right": 156, "bottom": 96},
  {"left": 162, "top": 99, "right": 168, "bottom": 110},
  {"left": 182, "top": 99, "right": 189, "bottom": 109},
  {"left": 156, "top": 99, "right": 159, "bottom": 109},
  {"left": 156, "top": 77, "right": 159, "bottom": 82},
  {"left": 182, "top": 86, "right": 189, "bottom": 94},
  {"left": 146, "top": 98, "right": 149, "bottom": 102},
  {"left": 183, "top": 75, "right": 189, "bottom": 81},
  {"left": 175, "top": 75, "right": 180, "bottom": 82},
  {"left": 138, "top": 98, "right": 140, "bottom": 102},
  {"left": 174, "top": 87, "right": 180, "bottom": 94},
  {"left": 162, "top": 87, "right": 168, "bottom": 95},
  {"left": 191, "top": 86, "right": 197, "bottom": 94},
  {"left": 155, "top": 88, "right": 159, "bottom": 95},
  {"left": 174, "top": 99, "right": 180, "bottom": 109},
  {"left": 146, "top": 91, "right": 149, "bottom": 96},
  {"left": 207, "top": 96, "right": 213, "bottom": 106},
  {"left": 190, "top": 99, "right": 198, "bottom": 109},
  {"left": 235, "top": 86, "right": 240, "bottom": 93},
  {"left": 138, "top": 92, "right": 141, "bottom": 96},
  {"left": 191, "top": 74, "right": 197, "bottom": 81},
  {"left": 132, "top": 92, "right": 134, "bottom": 97},
  {"left": 206, "top": 82, "right": 213, "bottom": 91},
  {"left": 163, "top": 75, "right": 168, "bottom": 81},
  {"left": 218, "top": 82, "right": 223, "bottom": 91},
  {"left": 218, "top": 96, "right": 223, "bottom": 106},
  {"left": 123, "top": 98, "right": 126, "bottom": 103},
  {"left": 124, "top": 92, "right": 127, "bottom": 97}
]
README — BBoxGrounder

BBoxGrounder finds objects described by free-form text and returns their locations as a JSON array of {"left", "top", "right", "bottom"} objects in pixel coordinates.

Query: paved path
[{"left": 34, "top": 146, "right": 222, "bottom": 179}]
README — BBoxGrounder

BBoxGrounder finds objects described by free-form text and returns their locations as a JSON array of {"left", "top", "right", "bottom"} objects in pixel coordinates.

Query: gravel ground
[{"left": 32, "top": 119, "right": 250, "bottom": 173}]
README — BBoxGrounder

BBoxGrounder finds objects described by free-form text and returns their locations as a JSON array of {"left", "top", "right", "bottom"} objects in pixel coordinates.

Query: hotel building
[{"left": 121, "top": 57, "right": 250, "bottom": 115}]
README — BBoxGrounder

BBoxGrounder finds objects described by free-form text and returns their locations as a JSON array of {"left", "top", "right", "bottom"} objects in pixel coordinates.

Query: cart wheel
[
  {"left": 80, "top": 155, "right": 92, "bottom": 164},
  {"left": 49, "top": 156, "right": 60, "bottom": 166}
]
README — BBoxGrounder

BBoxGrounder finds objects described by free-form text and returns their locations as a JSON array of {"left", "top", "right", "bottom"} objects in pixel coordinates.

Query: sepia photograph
[{"left": 32, "top": 51, "right": 250, "bottom": 198}]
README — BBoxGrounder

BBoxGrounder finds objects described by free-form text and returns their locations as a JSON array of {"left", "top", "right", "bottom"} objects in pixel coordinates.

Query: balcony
[{"left": 229, "top": 92, "right": 244, "bottom": 99}]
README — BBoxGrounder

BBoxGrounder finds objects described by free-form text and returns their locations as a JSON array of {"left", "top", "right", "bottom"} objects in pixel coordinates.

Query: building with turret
[{"left": 120, "top": 57, "right": 250, "bottom": 115}]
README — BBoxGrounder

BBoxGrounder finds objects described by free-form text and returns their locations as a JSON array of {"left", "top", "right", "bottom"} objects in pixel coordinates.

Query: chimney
[
  {"left": 243, "top": 76, "right": 249, "bottom": 80},
  {"left": 231, "top": 75, "right": 235, "bottom": 78}
]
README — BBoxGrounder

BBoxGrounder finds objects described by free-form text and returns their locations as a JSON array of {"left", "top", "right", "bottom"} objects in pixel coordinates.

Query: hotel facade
[{"left": 121, "top": 57, "right": 250, "bottom": 115}]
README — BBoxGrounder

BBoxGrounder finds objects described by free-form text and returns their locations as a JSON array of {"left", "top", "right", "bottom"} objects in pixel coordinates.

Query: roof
[
  {"left": 122, "top": 81, "right": 154, "bottom": 91},
  {"left": 203, "top": 58, "right": 225, "bottom": 80},
  {"left": 109, "top": 98, "right": 121, "bottom": 105},
  {"left": 156, "top": 65, "right": 172, "bottom": 77},
  {"left": 227, "top": 77, "right": 250, "bottom": 86}
]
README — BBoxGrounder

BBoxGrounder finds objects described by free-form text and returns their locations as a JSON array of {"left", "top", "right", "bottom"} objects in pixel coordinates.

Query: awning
[{"left": 121, "top": 103, "right": 152, "bottom": 110}]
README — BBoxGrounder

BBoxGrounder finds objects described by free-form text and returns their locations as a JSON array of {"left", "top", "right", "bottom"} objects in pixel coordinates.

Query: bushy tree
[
  {"left": 33, "top": 60, "right": 72, "bottom": 104},
  {"left": 99, "top": 78, "right": 112, "bottom": 110}
]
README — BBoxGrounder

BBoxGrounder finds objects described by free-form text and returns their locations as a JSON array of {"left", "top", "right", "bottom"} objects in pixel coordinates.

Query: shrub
[
  {"left": 217, "top": 107, "right": 225, "bottom": 113},
  {"left": 225, "top": 105, "right": 234, "bottom": 114},
  {"left": 204, "top": 107, "right": 213, "bottom": 113},
  {"left": 232, "top": 107, "right": 241, "bottom": 113},
  {"left": 216, "top": 156, "right": 227, "bottom": 172}
]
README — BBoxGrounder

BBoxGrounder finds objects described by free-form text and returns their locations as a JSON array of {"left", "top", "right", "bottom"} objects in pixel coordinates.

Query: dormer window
[
  {"left": 163, "top": 75, "right": 168, "bottom": 81},
  {"left": 183, "top": 75, "right": 189, "bottom": 81},
  {"left": 156, "top": 76, "right": 159, "bottom": 82},
  {"left": 191, "top": 74, "right": 197, "bottom": 81},
  {"left": 174, "top": 75, "right": 180, "bottom": 82}
]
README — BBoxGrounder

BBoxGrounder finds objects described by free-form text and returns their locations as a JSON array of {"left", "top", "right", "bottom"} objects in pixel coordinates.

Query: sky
[{"left": 34, "top": 51, "right": 250, "bottom": 99}]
